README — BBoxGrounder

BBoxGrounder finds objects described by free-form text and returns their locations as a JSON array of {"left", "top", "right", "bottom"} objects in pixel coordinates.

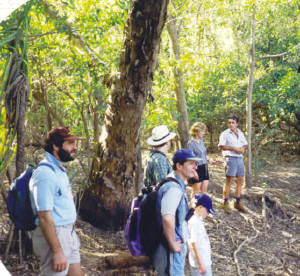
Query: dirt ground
[{"left": 1, "top": 156, "right": 299, "bottom": 276}]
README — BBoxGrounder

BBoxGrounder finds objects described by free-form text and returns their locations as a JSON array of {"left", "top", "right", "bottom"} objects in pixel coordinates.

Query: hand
[
  {"left": 192, "top": 169, "right": 199, "bottom": 180},
  {"left": 52, "top": 251, "right": 67, "bottom": 272},
  {"left": 208, "top": 159, "right": 217, "bottom": 165},
  {"left": 198, "top": 265, "right": 207, "bottom": 274},
  {"left": 234, "top": 147, "right": 244, "bottom": 154},
  {"left": 169, "top": 239, "right": 182, "bottom": 253}
]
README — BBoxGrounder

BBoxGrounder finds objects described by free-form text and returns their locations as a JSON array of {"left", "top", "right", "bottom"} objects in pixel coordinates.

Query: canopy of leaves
[{"left": 0, "top": 0, "right": 299, "bottom": 175}]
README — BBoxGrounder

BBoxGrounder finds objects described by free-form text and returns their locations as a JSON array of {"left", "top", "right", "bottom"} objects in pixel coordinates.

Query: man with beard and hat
[
  {"left": 143, "top": 125, "right": 176, "bottom": 187},
  {"left": 29, "top": 127, "right": 83, "bottom": 276}
]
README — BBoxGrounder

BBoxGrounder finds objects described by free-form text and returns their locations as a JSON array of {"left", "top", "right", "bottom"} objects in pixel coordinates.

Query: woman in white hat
[{"left": 143, "top": 125, "right": 176, "bottom": 187}]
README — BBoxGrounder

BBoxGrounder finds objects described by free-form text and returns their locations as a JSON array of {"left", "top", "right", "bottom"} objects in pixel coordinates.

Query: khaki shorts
[{"left": 32, "top": 224, "right": 80, "bottom": 276}]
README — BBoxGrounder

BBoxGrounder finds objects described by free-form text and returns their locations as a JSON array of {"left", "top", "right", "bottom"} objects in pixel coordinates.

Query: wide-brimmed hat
[{"left": 147, "top": 125, "right": 176, "bottom": 146}]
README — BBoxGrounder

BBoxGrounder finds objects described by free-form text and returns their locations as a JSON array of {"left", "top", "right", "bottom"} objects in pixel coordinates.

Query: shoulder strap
[
  {"left": 156, "top": 177, "right": 180, "bottom": 191},
  {"left": 157, "top": 177, "right": 186, "bottom": 229},
  {"left": 36, "top": 162, "right": 55, "bottom": 172}
]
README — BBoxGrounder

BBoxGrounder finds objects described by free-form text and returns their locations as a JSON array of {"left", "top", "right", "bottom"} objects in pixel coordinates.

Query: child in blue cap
[{"left": 186, "top": 194, "right": 216, "bottom": 276}]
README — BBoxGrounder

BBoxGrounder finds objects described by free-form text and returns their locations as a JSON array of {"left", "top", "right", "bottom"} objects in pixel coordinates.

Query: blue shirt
[
  {"left": 29, "top": 152, "right": 77, "bottom": 226},
  {"left": 187, "top": 139, "right": 207, "bottom": 165}
]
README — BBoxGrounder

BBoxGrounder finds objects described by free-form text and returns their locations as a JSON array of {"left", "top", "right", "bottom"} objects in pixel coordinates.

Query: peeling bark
[{"left": 80, "top": 0, "right": 170, "bottom": 229}]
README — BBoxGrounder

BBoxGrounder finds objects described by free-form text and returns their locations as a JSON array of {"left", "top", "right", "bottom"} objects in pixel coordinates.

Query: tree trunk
[
  {"left": 246, "top": 9, "right": 255, "bottom": 188},
  {"left": 166, "top": 16, "right": 190, "bottom": 147},
  {"left": 80, "top": 0, "right": 170, "bottom": 229},
  {"left": 15, "top": 73, "right": 30, "bottom": 177},
  {"left": 5, "top": 56, "right": 30, "bottom": 178},
  {"left": 206, "top": 121, "right": 214, "bottom": 151},
  {"left": 135, "top": 146, "right": 143, "bottom": 195}
]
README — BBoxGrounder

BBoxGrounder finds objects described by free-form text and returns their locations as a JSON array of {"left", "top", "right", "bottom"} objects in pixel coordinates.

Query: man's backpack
[
  {"left": 6, "top": 163, "right": 54, "bottom": 231},
  {"left": 124, "top": 177, "right": 180, "bottom": 257}
]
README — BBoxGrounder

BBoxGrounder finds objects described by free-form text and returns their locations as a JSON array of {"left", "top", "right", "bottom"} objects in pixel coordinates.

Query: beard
[{"left": 57, "top": 147, "right": 75, "bottom": 162}]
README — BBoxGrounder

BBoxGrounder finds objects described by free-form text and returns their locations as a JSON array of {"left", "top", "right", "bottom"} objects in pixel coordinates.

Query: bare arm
[
  {"left": 162, "top": 214, "right": 182, "bottom": 253},
  {"left": 219, "top": 145, "right": 245, "bottom": 154},
  {"left": 190, "top": 242, "right": 206, "bottom": 274},
  {"left": 38, "top": 211, "right": 67, "bottom": 272}
]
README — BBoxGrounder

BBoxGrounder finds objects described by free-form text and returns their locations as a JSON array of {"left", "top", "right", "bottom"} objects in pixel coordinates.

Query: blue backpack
[
  {"left": 6, "top": 162, "right": 54, "bottom": 231},
  {"left": 124, "top": 177, "right": 180, "bottom": 257}
]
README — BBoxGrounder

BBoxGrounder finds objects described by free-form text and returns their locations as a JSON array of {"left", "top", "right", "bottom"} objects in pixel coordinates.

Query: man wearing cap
[
  {"left": 218, "top": 115, "right": 248, "bottom": 213},
  {"left": 143, "top": 125, "right": 176, "bottom": 187},
  {"left": 29, "top": 127, "right": 83, "bottom": 276},
  {"left": 153, "top": 149, "right": 201, "bottom": 276}
]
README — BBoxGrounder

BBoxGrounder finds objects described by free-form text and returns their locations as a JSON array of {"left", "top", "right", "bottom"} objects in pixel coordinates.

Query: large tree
[{"left": 80, "top": 0, "right": 170, "bottom": 229}]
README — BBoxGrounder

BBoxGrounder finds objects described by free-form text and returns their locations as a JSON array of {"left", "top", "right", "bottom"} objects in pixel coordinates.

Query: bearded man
[{"left": 29, "top": 127, "right": 83, "bottom": 276}]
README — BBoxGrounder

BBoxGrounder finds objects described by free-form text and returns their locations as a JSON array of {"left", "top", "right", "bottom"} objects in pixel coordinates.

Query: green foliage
[
  {"left": 145, "top": 0, "right": 299, "bottom": 152},
  {"left": 0, "top": 0, "right": 298, "bottom": 173},
  {"left": 0, "top": 1, "right": 34, "bottom": 175},
  {"left": 25, "top": 0, "right": 129, "bottom": 141}
]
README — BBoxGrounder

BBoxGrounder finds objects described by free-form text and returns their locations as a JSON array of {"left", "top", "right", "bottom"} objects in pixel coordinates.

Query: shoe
[
  {"left": 234, "top": 202, "right": 247, "bottom": 213},
  {"left": 223, "top": 201, "right": 232, "bottom": 213}
]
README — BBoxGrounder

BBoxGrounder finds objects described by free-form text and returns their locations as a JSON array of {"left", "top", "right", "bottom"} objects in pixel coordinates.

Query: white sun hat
[{"left": 147, "top": 125, "right": 176, "bottom": 146}]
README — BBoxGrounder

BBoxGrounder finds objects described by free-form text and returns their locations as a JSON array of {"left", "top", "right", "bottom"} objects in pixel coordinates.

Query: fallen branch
[
  {"left": 233, "top": 219, "right": 260, "bottom": 276},
  {"left": 97, "top": 251, "right": 151, "bottom": 272},
  {"left": 283, "top": 249, "right": 300, "bottom": 258},
  {"left": 262, "top": 186, "right": 269, "bottom": 231}
]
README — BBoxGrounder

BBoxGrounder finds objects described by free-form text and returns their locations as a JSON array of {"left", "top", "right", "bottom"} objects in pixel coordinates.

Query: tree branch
[
  {"left": 32, "top": 92, "right": 65, "bottom": 126},
  {"left": 41, "top": 0, "right": 107, "bottom": 67},
  {"left": 257, "top": 43, "right": 300, "bottom": 61},
  {"left": 29, "top": 31, "right": 58, "bottom": 40},
  {"left": 278, "top": 114, "right": 300, "bottom": 135}
]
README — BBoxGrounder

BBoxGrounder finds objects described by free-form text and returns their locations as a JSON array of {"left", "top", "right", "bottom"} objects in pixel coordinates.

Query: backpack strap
[
  {"left": 158, "top": 177, "right": 187, "bottom": 229},
  {"left": 36, "top": 162, "right": 55, "bottom": 172},
  {"left": 156, "top": 176, "right": 180, "bottom": 191}
]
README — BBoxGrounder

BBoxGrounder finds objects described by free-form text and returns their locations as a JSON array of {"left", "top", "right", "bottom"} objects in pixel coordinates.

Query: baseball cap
[
  {"left": 172, "top": 148, "right": 202, "bottom": 164},
  {"left": 194, "top": 194, "right": 216, "bottom": 215}
]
